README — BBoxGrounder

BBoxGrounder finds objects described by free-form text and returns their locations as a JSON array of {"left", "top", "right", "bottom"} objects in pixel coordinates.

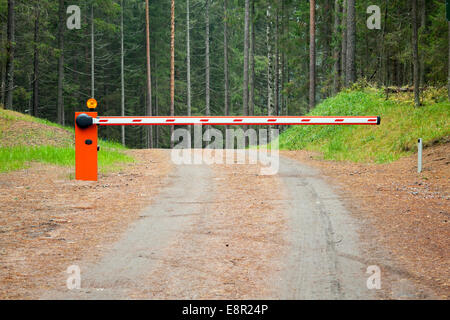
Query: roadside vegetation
[
  {"left": 0, "top": 108, "right": 133, "bottom": 173},
  {"left": 278, "top": 87, "right": 450, "bottom": 163}
]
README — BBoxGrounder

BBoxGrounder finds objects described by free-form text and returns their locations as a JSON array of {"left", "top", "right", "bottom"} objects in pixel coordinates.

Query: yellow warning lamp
[{"left": 87, "top": 98, "right": 98, "bottom": 110}]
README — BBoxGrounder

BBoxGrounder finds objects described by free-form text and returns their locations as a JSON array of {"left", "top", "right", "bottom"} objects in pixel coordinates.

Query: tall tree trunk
[
  {"left": 322, "top": 0, "right": 331, "bottom": 97},
  {"left": 266, "top": 6, "right": 273, "bottom": 116},
  {"left": 84, "top": 10, "right": 89, "bottom": 95},
  {"left": 170, "top": 0, "right": 175, "bottom": 148},
  {"left": 224, "top": 0, "right": 229, "bottom": 117},
  {"left": 346, "top": 0, "right": 356, "bottom": 86},
  {"left": 249, "top": 0, "right": 255, "bottom": 116},
  {"left": 420, "top": 0, "right": 426, "bottom": 87},
  {"left": 121, "top": 0, "right": 125, "bottom": 146},
  {"left": 91, "top": 5, "right": 95, "bottom": 98},
  {"left": 364, "top": 0, "right": 369, "bottom": 79},
  {"left": 280, "top": 0, "right": 286, "bottom": 117},
  {"left": 243, "top": 0, "right": 250, "bottom": 121},
  {"left": 205, "top": 0, "right": 210, "bottom": 117},
  {"left": 57, "top": 0, "right": 64, "bottom": 123},
  {"left": 5, "top": 0, "right": 15, "bottom": 110},
  {"left": 448, "top": 22, "right": 450, "bottom": 101},
  {"left": 186, "top": 0, "right": 191, "bottom": 143},
  {"left": 333, "top": 0, "right": 341, "bottom": 95},
  {"left": 393, "top": 59, "right": 398, "bottom": 86},
  {"left": 155, "top": 57, "right": 159, "bottom": 147},
  {"left": 32, "top": 3, "right": 40, "bottom": 117},
  {"left": 412, "top": 0, "right": 420, "bottom": 107},
  {"left": 341, "top": 0, "right": 347, "bottom": 87},
  {"left": 186, "top": 0, "right": 191, "bottom": 119},
  {"left": 0, "top": 23, "right": 6, "bottom": 106},
  {"left": 382, "top": 0, "right": 388, "bottom": 87},
  {"left": 146, "top": 0, "right": 153, "bottom": 148},
  {"left": 309, "top": 0, "right": 315, "bottom": 110},
  {"left": 285, "top": 1, "right": 290, "bottom": 116},
  {"left": 205, "top": 0, "right": 210, "bottom": 141},
  {"left": 275, "top": 8, "right": 279, "bottom": 116}
]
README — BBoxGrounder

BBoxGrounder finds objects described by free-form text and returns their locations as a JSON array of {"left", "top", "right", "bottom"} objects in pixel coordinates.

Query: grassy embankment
[
  {"left": 278, "top": 87, "right": 450, "bottom": 163},
  {"left": 0, "top": 108, "right": 132, "bottom": 173}
]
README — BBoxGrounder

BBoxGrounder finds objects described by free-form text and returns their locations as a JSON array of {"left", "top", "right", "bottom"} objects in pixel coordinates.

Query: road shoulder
[
  {"left": 281, "top": 144, "right": 449, "bottom": 299},
  {"left": 0, "top": 149, "right": 172, "bottom": 299}
]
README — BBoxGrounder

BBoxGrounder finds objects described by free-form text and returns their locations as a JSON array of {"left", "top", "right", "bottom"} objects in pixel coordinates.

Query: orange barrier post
[{"left": 75, "top": 112, "right": 98, "bottom": 181}]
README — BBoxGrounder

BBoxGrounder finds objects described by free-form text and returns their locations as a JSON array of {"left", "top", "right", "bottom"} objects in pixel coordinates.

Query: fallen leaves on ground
[
  {"left": 0, "top": 150, "right": 172, "bottom": 299},
  {"left": 282, "top": 143, "right": 449, "bottom": 299}
]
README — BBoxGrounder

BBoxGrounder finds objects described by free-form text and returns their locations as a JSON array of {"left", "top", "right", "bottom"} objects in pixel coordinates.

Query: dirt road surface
[
  {"left": 42, "top": 161, "right": 213, "bottom": 299},
  {"left": 39, "top": 150, "right": 416, "bottom": 300},
  {"left": 275, "top": 156, "right": 373, "bottom": 299}
]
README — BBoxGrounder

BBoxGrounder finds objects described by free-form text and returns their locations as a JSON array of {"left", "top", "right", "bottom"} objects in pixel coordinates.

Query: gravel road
[
  {"left": 275, "top": 156, "right": 374, "bottom": 299},
  {"left": 42, "top": 162, "right": 213, "bottom": 299},
  {"left": 43, "top": 153, "right": 379, "bottom": 299}
]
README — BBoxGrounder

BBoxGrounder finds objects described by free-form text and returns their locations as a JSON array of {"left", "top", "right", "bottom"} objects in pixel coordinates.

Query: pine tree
[
  {"left": 186, "top": 0, "right": 191, "bottom": 118},
  {"left": 333, "top": 0, "right": 341, "bottom": 95},
  {"left": 5, "top": 0, "right": 15, "bottom": 110},
  {"left": 205, "top": 0, "right": 210, "bottom": 118},
  {"left": 57, "top": 0, "right": 64, "bottom": 124},
  {"left": 249, "top": 0, "right": 255, "bottom": 116},
  {"left": 309, "top": 0, "right": 315, "bottom": 110},
  {"left": 145, "top": 0, "right": 153, "bottom": 148},
  {"left": 412, "top": 0, "right": 420, "bottom": 107},
  {"left": 32, "top": 2, "right": 40, "bottom": 117},
  {"left": 121, "top": 0, "right": 125, "bottom": 146},
  {"left": 243, "top": 0, "right": 250, "bottom": 119},
  {"left": 90, "top": 4, "right": 94, "bottom": 98},
  {"left": 170, "top": 0, "right": 175, "bottom": 148},
  {"left": 346, "top": 0, "right": 356, "bottom": 86},
  {"left": 341, "top": 0, "right": 347, "bottom": 86},
  {"left": 224, "top": 0, "right": 229, "bottom": 117},
  {"left": 266, "top": 5, "right": 273, "bottom": 116}
]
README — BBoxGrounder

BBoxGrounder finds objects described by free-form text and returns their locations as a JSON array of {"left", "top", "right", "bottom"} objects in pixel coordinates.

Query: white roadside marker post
[{"left": 417, "top": 138, "right": 423, "bottom": 173}]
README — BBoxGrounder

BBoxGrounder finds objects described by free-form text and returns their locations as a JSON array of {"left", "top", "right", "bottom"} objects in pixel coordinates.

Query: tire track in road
[
  {"left": 274, "top": 156, "right": 375, "bottom": 299},
  {"left": 42, "top": 162, "right": 214, "bottom": 299}
]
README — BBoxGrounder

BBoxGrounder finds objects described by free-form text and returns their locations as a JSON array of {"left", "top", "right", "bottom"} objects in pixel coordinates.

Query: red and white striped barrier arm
[{"left": 93, "top": 116, "right": 380, "bottom": 126}]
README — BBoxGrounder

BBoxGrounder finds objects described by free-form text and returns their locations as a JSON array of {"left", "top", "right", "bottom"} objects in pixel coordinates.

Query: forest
[{"left": 0, "top": 0, "right": 448, "bottom": 148}]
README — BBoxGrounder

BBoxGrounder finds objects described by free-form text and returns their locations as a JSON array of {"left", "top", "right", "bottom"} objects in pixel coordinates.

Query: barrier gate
[{"left": 75, "top": 99, "right": 381, "bottom": 181}]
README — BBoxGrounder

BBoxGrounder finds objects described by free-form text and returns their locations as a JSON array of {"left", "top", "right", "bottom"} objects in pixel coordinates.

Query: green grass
[
  {"left": 0, "top": 108, "right": 69, "bottom": 131},
  {"left": 99, "top": 139, "right": 128, "bottom": 151},
  {"left": 0, "top": 108, "right": 132, "bottom": 174},
  {"left": 0, "top": 145, "right": 133, "bottom": 173},
  {"left": 277, "top": 87, "right": 450, "bottom": 163}
]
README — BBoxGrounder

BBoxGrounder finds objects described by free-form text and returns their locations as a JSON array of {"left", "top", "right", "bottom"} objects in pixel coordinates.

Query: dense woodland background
[{"left": 0, "top": 0, "right": 448, "bottom": 148}]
